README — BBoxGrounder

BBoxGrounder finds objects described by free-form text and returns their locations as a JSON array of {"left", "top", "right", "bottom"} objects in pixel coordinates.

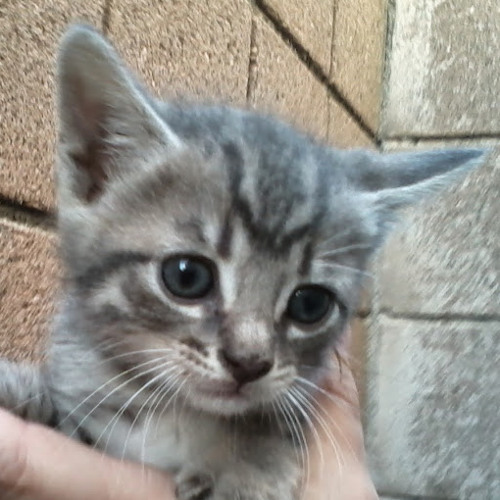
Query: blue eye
[
  {"left": 286, "top": 286, "right": 332, "bottom": 324},
  {"left": 161, "top": 256, "right": 214, "bottom": 299}
]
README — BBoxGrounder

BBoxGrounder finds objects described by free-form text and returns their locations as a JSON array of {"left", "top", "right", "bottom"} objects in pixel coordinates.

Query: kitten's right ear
[{"left": 57, "top": 25, "right": 181, "bottom": 203}]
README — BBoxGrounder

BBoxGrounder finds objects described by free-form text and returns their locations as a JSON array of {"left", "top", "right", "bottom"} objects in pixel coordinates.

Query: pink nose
[{"left": 219, "top": 350, "right": 273, "bottom": 385}]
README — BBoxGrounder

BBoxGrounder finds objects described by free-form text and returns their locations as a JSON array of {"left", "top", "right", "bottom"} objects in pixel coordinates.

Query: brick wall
[{"left": 1, "top": 1, "right": 498, "bottom": 499}]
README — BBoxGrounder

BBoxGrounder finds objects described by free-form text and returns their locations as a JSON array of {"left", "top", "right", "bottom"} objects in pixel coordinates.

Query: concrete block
[
  {"left": 0, "top": 0, "right": 105, "bottom": 211},
  {"left": 0, "top": 220, "right": 59, "bottom": 362},
  {"left": 365, "top": 316, "right": 500, "bottom": 499},
  {"left": 259, "top": 0, "right": 334, "bottom": 75},
  {"left": 331, "top": 0, "right": 387, "bottom": 131},
  {"left": 350, "top": 317, "right": 368, "bottom": 406},
  {"left": 250, "top": 14, "right": 329, "bottom": 139},
  {"left": 108, "top": 0, "right": 252, "bottom": 105},
  {"left": 382, "top": 0, "right": 500, "bottom": 136},
  {"left": 376, "top": 141, "right": 499, "bottom": 316}
]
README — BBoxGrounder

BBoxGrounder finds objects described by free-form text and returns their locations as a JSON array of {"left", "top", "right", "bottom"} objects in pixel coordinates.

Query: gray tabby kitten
[{"left": 0, "top": 25, "right": 488, "bottom": 499}]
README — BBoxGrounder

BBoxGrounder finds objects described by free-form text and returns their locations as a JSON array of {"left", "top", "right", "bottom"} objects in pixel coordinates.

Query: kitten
[{"left": 0, "top": 25, "right": 488, "bottom": 500}]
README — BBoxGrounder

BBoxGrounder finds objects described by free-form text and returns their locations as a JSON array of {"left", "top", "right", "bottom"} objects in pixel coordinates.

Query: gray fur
[{"left": 0, "top": 25, "right": 489, "bottom": 500}]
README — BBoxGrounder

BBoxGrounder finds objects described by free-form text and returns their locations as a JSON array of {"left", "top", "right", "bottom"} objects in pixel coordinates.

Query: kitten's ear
[
  {"left": 57, "top": 25, "right": 181, "bottom": 203},
  {"left": 350, "top": 148, "right": 490, "bottom": 240}
]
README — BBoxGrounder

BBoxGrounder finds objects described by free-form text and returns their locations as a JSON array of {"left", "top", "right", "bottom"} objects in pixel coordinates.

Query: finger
[{"left": 0, "top": 408, "right": 175, "bottom": 500}]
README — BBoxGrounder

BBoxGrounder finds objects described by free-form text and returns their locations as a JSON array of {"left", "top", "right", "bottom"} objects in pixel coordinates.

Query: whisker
[
  {"left": 140, "top": 371, "right": 184, "bottom": 462},
  {"left": 60, "top": 355, "right": 172, "bottom": 430},
  {"left": 97, "top": 361, "right": 176, "bottom": 452},
  {"left": 321, "top": 261, "right": 374, "bottom": 279},
  {"left": 95, "top": 347, "right": 174, "bottom": 366},
  {"left": 279, "top": 394, "right": 308, "bottom": 498},
  {"left": 276, "top": 397, "right": 302, "bottom": 474},
  {"left": 320, "top": 228, "right": 354, "bottom": 248},
  {"left": 318, "top": 243, "right": 372, "bottom": 260},
  {"left": 288, "top": 386, "right": 325, "bottom": 474},
  {"left": 154, "top": 376, "right": 188, "bottom": 437},
  {"left": 294, "top": 376, "right": 357, "bottom": 414},
  {"left": 291, "top": 385, "right": 345, "bottom": 475},
  {"left": 284, "top": 389, "right": 314, "bottom": 492}
]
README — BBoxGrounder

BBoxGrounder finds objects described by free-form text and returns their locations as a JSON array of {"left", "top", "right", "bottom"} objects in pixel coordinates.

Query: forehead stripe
[{"left": 75, "top": 251, "right": 152, "bottom": 291}]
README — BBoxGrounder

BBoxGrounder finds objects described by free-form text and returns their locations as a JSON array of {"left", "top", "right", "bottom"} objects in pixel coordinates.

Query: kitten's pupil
[
  {"left": 287, "top": 286, "right": 332, "bottom": 325},
  {"left": 162, "top": 256, "right": 214, "bottom": 299}
]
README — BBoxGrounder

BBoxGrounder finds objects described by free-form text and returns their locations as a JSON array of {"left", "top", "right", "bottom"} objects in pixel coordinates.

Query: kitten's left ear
[
  {"left": 348, "top": 148, "right": 490, "bottom": 240},
  {"left": 57, "top": 25, "right": 181, "bottom": 203}
]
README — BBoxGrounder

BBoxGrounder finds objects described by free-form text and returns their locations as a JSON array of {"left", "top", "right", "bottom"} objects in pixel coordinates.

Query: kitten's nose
[{"left": 220, "top": 350, "right": 273, "bottom": 385}]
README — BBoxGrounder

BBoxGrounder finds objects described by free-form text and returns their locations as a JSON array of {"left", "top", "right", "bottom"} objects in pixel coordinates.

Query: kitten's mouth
[
  {"left": 187, "top": 379, "right": 260, "bottom": 415},
  {"left": 197, "top": 380, "right": 242, "bottom": 399}
]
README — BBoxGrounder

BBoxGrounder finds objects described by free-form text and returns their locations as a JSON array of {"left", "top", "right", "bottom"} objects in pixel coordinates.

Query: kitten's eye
[
  {"left": 286, "top": 286, "right": 332, "bottom": 325},
  {"left": 161, "top": 256, "right": 214, "bottom": 299}
]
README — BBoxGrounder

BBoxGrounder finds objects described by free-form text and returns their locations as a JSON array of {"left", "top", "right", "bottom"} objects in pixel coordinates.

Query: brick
[
  {"left": 0, "top": 0, "right": 105, "bottom": 211},
  {"left": 251, "top": 14, "right": 329, "bottom": 140},
  {"left": 331, "top": 0, "right": 387, "bottom": 131},
  {"left": 259, "top": 0, "right": 386, "bottom": 133},
  {"left": 251, "top": 16, "right": 373, "bottom": 147},
  {"left": 108, "top": 0, "right": 252, "bottom": 105},
  {"left": 259, "top": 0, "right": 334, "bottom": 75},
  {"left": 377, "top": 141, "right": 499, "bottom": 316},
  {"left": 328, "top": 97, "right": 374, "bottom": 148},
  {"left": 382, "top": 0, "right": 500, "bottom": 136},
  {"left": 0, "top": 220, "right": 59, "bottom": 362},
  {"left": 365, "top": 316, "right": 500, "bottom": 499}
]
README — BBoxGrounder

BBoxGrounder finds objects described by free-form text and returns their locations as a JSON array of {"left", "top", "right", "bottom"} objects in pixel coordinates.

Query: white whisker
[
  {"left": 321, "top": 261, "right": 374, "bottom": 279},
  {"left": 288, "top": 386, "right": 325, "bottom": 474},
  {"left": 292, "top": 385, "right": 345, "bottom": 476},
  {"left": 62, "top": 355, "right": 172, "bottom": 431},
  {"left": 319, "top": 243, "right": 372, "bottom": 259},
  {"left": 97, "top": 361, "right": 176, "bottom": 452},
  {"left": 294, "top": 376, "right": 356, "bottom": 414}
]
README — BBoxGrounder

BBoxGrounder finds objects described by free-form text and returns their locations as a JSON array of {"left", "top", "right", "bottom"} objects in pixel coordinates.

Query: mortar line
[
  {"left": 245, "top": 13, "right": 258, "bottom": 105},
  {"left": 380, "top": 309, "right": 500, "bottom": 323},
  {"left": 381, "top": 132, "right": 500, "bottom": 143},
  {"left": 0, "top": 196, "right": 55, "bottom": 231},
  {"left": 253, "top": 0, "right": 377, "bottom": 142},
  {"left": 379, "top": 0, "right": 396, "bottom": 137},
  {"left": 378, "top": 491, "right": 457, "bottom": 500},
  {"left": 326, "top": 0, "right": 339, "bottom": 142},
  {"left": 101, "top": 0, "right": 113, "bottom": 35}
]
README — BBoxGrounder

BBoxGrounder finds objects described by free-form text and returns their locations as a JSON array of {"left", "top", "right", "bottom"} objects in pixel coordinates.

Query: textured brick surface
[
  {"left": 0, "top": 0, "right": 105, "bottom": 211},
  {"left": 108, "top": 0, "right": 252, "bottom": 105},
  {"left": 365, "top": 316, "right": 500, "bottom": 499},
  {"left": 328, "top": 97, "right": 374, "bottom": 148},
  {"left": 0, "top": 221, "right": 59, "bottom": 362},
  {"left": 259, "top": 0, "right": 386, "bottom": 132},
  {"left": 251, "top": 14, "right": 329, "bottom": 139},
  {"left": 382, "top": 0, "right": 500, "bottom": 136},
  {"left": 331, "top": 0, "right": 387, "bottom": 131},
  {"left": 259, "top": 0, "right": 334, "bottom": 75},
  {"left": 377, "top": 142, "right": 499, "bottom": 316}
]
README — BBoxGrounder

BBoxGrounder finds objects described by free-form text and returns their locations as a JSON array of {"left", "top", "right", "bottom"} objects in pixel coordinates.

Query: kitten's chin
[{"left": 186, "top": 385, "right": 271, "bottom": 416}]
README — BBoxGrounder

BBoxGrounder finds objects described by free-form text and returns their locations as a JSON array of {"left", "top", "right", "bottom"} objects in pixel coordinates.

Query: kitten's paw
[{"left": 175, "top": 471, "right": 213, "bottom": 500}]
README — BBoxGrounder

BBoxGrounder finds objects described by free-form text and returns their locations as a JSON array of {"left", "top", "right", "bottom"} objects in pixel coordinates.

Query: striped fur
[{"left": 0, "top": 25, "right": 487, "bottom": 500}]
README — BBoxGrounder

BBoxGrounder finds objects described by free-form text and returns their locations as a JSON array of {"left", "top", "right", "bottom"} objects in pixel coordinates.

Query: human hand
[
  {"left": 0, "top": 329, "right": 376, "bottom": 500},
  {"left": 302, "top": 327, "right": 378, "bottom": 500},
  {"left": 0, "top": 407, "right": 175, "bottom": 500}
]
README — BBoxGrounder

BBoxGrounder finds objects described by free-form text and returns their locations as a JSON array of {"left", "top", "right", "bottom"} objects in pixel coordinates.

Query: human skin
[{"left": 0, "top": 331, "right": 378, "bottom": 500}]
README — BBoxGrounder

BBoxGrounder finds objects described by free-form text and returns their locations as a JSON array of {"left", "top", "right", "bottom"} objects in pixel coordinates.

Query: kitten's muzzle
[{"left": 219, "top": 349, "right": 273, "bottom": 385}]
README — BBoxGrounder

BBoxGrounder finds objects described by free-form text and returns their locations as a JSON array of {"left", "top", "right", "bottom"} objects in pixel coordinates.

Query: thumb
[{"left": 0, "top": 408, "right": 175, "bottom": 500}]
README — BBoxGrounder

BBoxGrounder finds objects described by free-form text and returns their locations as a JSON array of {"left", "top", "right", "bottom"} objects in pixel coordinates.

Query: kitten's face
[
  {"left": 56, "top": 26, "right": 485, "bottom": 417},
  {"left": 72, "top": 134, "right": 371, "bottom": 416}
]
